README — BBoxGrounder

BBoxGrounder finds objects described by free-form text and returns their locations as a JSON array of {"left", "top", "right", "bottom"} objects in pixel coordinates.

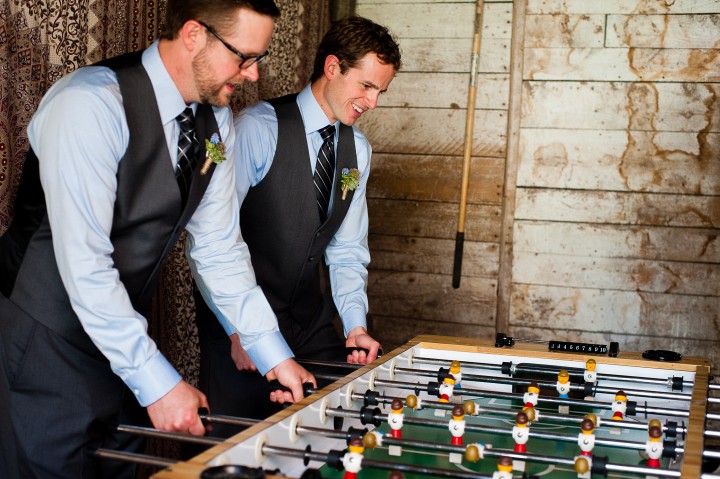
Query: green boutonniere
[
  {"left": 200, "top": 133, "right": 227, "bottom": 175},
  {"left": 340, "top": 167, "right": 360, "bottom": 200}
]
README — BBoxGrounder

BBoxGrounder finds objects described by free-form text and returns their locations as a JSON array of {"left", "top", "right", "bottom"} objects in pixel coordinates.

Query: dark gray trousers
[{"left": 0, "top": 297, "right": 146, "bottom": 478}]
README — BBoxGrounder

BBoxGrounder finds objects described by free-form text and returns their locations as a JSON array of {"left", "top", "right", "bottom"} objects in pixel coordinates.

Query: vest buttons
[{"left": 308, "top": 256, "right": 316, "bottom": 262}]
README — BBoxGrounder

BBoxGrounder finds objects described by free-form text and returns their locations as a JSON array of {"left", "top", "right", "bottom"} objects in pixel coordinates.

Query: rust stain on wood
[
  {"left": 532, "top": 142, "right": 569, "bottom": 184},
  {"left": 619, "top": 82, "right": 719, "bottom": 193}
]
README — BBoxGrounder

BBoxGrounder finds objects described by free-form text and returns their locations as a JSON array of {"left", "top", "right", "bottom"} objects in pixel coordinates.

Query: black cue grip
[
  {"left": 452, "top": 231, "right": 464, "bottom": 288},
  {"left": 267, "top": 380, "right": 315, "bottom": 398}
]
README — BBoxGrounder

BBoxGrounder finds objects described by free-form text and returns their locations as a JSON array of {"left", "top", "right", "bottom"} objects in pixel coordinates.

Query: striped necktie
[
  {"left": 175, "top": 107, "right": 198, "bottom": 206},
  {"left": 313, "top": 124, "right": 336, "bottom": 222}
]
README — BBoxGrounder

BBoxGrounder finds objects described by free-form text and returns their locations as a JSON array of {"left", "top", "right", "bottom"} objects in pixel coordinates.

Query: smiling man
[
  {"left": 192, "top": 16, "right": 402, "bottom": 424},
  {"left": 0, "top": 1, "right": 316, "bottom": 477}
]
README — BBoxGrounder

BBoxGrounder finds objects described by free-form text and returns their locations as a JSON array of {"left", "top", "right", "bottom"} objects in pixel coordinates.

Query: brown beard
[{"left": 192, "top": 47, "right": 234, "bottom": 107}]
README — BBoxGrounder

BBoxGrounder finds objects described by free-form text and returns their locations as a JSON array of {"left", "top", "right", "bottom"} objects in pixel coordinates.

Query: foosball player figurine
[
  {"left": 611, "top": 390, "right": 627, "bottom": 421},
  {"left": 512, "top": 411, "right": 530, "bottom": 472},
  {"left": 387, "top": 398, "right": 404, "bottom": 456},
  {"left": 435, "top": 374, "right": 456, "bottom": 417},
  {"left": 557, "top": 369, "right": 571, "bottom": 414},
  {"left": 584, "top": 359, "right": 597, "bottom": 383},
  {"left": 342, "top": 438, "right": 365, "bottom": 479},
  {"left": 584, "top": 359, "right": 597, "bottom": 400},
  {"left": 448, "top": 404, "right": 466, "bottom": 464},
  {"left": 405, "top": 394, "right": 420, "bottom": 411},
  {"left": 574, "top": 417, "right": 596, "bottom": 478},
  {"left": 492, "top": 456, "right": 514, "bottom": 479},
  {"left": 610, "top": 390, "right": 627, "bottom": 435},
  {"left": 523, "top": 382, "right": 540, "bottom": 422},
  {"left": 578, "top": 417, "right": 596, "bottom": 457},
  {"left": 388, "top": 472, "right": 404, "bottom": 479},
  {"left": 645, "top": 424, "right": 663, "bottom": 468},
  {"left": 575, "top": 457, "right": 591, "bottom": 479},
  {"left": 450, "top": 360, "right": 462, "bottom": 402}
]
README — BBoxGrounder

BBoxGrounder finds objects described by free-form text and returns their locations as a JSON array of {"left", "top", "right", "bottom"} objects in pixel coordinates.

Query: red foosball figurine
[
  {"left": 438, "top": 374, "right": 455, "bottom": 403},
  {"left": 342, "top": 438, "right": 364, "bottom": 479},
  {"left": 388, "top": 398, "right": 404, "bottom": 439},
  {"left": 523, "top": 382, "right": 540, "bottom": 421},
  {"left": 646, "top": 424, "right": 663, "bottom": 468},
  {"left": 577, "top": 417, "right": 596, "bottom": 457},
  {"left": 611, "top": 390, "right": 627, "bottom": 421},
  {"left": 449, "top": 404, "right": 466, "bottom": 446},
  {"left": 492, "top": 456, "right": 513, "bottom": 479},
  {"left": 512, "top": 411, "right": 530, "bottom": 453}
]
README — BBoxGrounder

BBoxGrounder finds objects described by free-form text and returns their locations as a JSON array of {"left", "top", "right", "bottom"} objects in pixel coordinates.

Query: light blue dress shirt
[
  {"left": 222, "top": 84, "right": 371, "bottom": 337},
  {"left": 27, "top": 41, "right": 291, "bottom": 407}
]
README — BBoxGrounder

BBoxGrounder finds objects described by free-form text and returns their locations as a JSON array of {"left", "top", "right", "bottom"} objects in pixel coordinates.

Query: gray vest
[
  {"left": 240, "top": 94, "right": 357, "bottom": 334},
  {"left": 0, "top": 51, "right": 219, "bottom": 352}
]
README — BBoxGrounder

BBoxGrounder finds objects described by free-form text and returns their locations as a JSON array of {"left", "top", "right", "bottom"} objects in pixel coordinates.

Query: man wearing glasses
[
  {"left": 193, "top": 16, "right": 402, "bottom": 424},
  {"left": 0, "top": 1, "right": 314, "bottom": 478}
]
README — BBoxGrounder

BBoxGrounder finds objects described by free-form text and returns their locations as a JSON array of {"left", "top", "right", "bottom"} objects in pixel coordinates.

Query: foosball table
[{"left": 143, "top": 335, "right": 718, "bottom": 479}]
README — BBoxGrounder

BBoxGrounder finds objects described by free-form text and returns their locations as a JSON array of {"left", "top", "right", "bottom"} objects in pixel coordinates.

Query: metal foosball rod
[
  {"left": 93, "top": 448, "right": 177, "bottom": 469},
  {"left": 260, "top": 442, "right": 684, "bottom": 479},
  {"left": 339, "top": 374, "right": 692, "bottom": 419},
  {"left": 409, "top": 354, "right": 695, "bottom": 391},
  {"left": 345, "top": 387, "right": 685, "bottom": 437},
  {"left": 392, "top": 365, "right": 692, "bottom": 402},
  {"left": 322, "top": 404, "right": 681, "bottom": 456},
  {"left": 102, "top": 418, "right": 720, "bottom": 479},
  {"left": 300, "top": 354, "right": 698, "bottom": 394}
]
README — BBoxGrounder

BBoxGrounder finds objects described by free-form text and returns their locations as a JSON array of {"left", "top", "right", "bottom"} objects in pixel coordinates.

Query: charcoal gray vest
[
  {"left": 240, "top": 94, "right": 357, "bottom": 332},
  {"left": 0, "top": 51, "right": 219, "bottom": 352}
]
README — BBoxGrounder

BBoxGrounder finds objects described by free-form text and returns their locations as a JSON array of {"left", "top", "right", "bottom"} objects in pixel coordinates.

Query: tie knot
[
  {"left": 177, "top": 107, "right": 195, "bottom": 133},
  {"left": 319, "top": 124, "right": 335, "bottom": 142}
]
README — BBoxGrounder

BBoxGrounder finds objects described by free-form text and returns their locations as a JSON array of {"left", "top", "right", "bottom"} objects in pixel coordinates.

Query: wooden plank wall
[{"left": 354, "top": 0, "right": 720, "bottom": 369}]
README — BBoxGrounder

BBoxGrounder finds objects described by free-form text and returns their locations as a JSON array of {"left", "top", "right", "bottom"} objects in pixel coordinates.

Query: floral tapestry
[{"left": 0, "top": 0, "right": 329, "bottom": 388}]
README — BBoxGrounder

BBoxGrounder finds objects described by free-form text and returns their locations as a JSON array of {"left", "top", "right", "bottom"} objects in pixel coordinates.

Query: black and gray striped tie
[
  {"left": 175, "top": 107, "right": 199, "bottom": 206},
  {"left": 313, "top": 124, "right": 336, "bottom": 222}
]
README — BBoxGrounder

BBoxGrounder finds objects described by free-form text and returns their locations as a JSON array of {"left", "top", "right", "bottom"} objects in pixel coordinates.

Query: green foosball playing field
[{"left": 316, "top": 393, "right": 671, "bottom": 479}]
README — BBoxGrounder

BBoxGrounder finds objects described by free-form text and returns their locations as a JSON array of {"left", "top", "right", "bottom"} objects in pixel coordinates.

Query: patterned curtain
[{"left": 0, "top": 0, "right": 329, "bottom": 385}]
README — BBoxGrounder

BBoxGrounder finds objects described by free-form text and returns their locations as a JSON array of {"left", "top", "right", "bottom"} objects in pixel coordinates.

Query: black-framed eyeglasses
[{"left": 198, "top": 21, "right": 270, "bottom": 69}]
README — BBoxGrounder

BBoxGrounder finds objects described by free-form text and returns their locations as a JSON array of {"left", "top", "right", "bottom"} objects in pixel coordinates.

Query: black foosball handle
[
  {"left": 344, "top": 347, "right": 384, "bottom": 359},
  {"left": 267, "top": 380, "right": 316, "bottom": 398}
]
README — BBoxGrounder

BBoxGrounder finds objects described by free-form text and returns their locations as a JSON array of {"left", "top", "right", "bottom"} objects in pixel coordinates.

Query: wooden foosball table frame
[{"left": 151, "top": 335, "right": 713, "bottom": 479}]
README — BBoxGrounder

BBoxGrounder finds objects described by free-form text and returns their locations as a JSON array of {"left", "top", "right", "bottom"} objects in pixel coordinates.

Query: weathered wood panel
[
  {"left": 522, "top": 81, "right": 720, "bottom": 132},
  {"left": 524, "top": 14, "right": 605, "bottom": 48},
  {"left": 368, "top": 271, "right": 497, "bottom": 323},
  {"left": 517, "top": 129, "right": 720, "bottom": 194},
  {"left": 382, "top": 72, "right": 510, "bottom": 110},
  {"left": 515, "top": 188, "right": 720, "bottom": 228},
  {"left": 397, "top": 38, "right": 511, "bottom": 73},
  {"left": 368, "top": 199, "right": 502, "bottom": 242},
  {"left": 509, "top": 284, "right": 719, "bottom": 340},
  {"left": 358, "top": 108, "right": 507, "bottom": 157},
  {"left": 527, "top": 0, "right": 720, "bottom": 15},
  {"left": 369, "top": 234, "right": 500, "bottom": 277},
  {"left": 514, "top": 221, "right": 720, "bottom": 263},
  {"left": 357, "top": 2, "right": 512, "bottom": 39},
  {"left": 525, "top": 47, "right": 720, "bottom": 82},
  {"left": 606, "top": 14, "right": 720, "bottom": 48},
  {"left": 369, "top": 153, "right": 504, "bottom": 204},
  {"left": 513, "top": 250, "right": 720, "bottom": 296}
]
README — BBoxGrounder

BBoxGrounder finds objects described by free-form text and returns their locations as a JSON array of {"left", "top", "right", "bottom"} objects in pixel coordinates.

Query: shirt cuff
[
  {"left": 123, "top": 352, "right": 183, "bottom": 407},
  {"left": 217, "top": 314, "right": 237, "bottom": 336},
  {"left": 342, "top": 309, "right": 367, "bottom": 337},
  {"left": 245, "top": 331, "right": 294, "bottom": 376}
]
